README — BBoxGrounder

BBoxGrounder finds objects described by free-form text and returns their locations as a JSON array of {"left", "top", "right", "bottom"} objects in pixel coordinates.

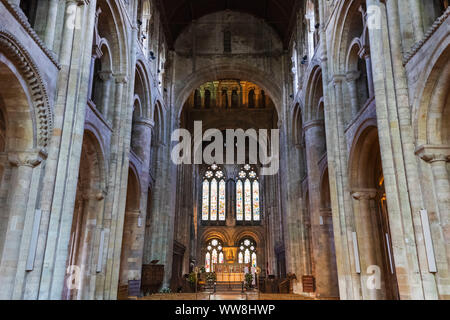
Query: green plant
[
  {"left": 206, "top": 272, "right": 217, "bottom": 284},
  {"left": 187, "top": 272, "right": 197, "bottom": 284},
  {"left": 159, "top": 287, "right": 171, "bottom": 294},
  {"left": 245, "top": 273, "right": 253, "bottom": 289}
]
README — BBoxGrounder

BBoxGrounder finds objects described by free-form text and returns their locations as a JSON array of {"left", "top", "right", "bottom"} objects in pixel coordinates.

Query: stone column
[
  {"left": 44, "top": 0, "right": 59, "bottom": 48},
  {"left": 409, "top": 0, "right": 425, "bottom": 42},
  {"left": 98, "top": 71, "right": 113, "bottom": 119},
  {"left": 200, "top": 88, "right": 205, "bottom": 109},
  {"left": 351, "top": 189, "right": 385, "bottom": 300},
  {"left": 119, "top": 209, "right": 141, "bottom": 285},
  {"left": 304, "top": 120, "right": 338, "bottom": 297},
  {"left": 0, "top": 150, "right": 45, "bottom": 299},
  {"left": 416, "top": 146, "right": 450, "bottom": 257},
  {"left": 359, "top": 47, "right": 375, "bottom": 99},
  {"left": 346, "top": 71, "right": 360, "bottom": 117},
  {"left": 213, "top": 82, "right": 219, "bottom": 108}
]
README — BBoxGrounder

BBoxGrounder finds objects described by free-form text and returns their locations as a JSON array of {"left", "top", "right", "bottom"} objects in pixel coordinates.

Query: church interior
[{"left": 0, "top": 0, "right": 449, "bottom": 300}]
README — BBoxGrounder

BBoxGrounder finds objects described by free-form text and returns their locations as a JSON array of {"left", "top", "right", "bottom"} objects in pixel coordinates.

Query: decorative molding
[
  {"left": 403, "top": 7, "right": 450, "bottom": 66},
  {"left": 303, "top": 119, "right": 324, "bottom": 131},
  {"left": 8, "top": 149, "right": 47, "bottom": 168},
  {"left": 351, "top": 188, "right": 377, "bottom": 200},
  {"left": 415, "top": 144, "right": 450, "bottom": 163},
  {"left": 1, "top": 0, "right": 61, "bottom": 69},
  {"left": 0, "top": 30, "right": 54, "bottom": 149}
]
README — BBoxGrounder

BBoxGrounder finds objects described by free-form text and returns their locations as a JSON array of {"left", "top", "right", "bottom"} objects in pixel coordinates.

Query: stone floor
[{"left": 139, "top": 292, "right": 323, "bottom": 300}]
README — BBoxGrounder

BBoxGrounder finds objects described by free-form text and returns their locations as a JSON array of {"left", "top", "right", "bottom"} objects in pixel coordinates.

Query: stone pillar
[
  {"left": 409, "top": 0, "right": 425, "bottom": 42},
  {"left": 119, "top": 209, "right": 141, "bottom": 285},
  {"left": 98, "top": 71, "right": 113, "bottom": 119},
  {"left": 44, "top": 0, "right": 59, "bottom": 48},
  {"left": 213, "top": 82, "right": 219, "bottom": 108},
  {"left": 0, "top": 150, "right": 44, "bottom": 299},
  {"left": 200, "top": 88, "right": 205, "bottom": 109},
  {"left": 346, "top": 71, "right": 360, "bottom": 117},
  {"left": 36, "top": 0, "right": 99, "bottom": 300},
  {"left": 417, "top": 146, "right": 450, "bottom": 258},
  {"left": 351, "top": 189, "right": 385, "bottom": 300},
  {"left": 304, "top": 120, "right": 338, "bottom": 297},
  {"left": 359, "top": 47, "right": 375, "bottom": 99}
]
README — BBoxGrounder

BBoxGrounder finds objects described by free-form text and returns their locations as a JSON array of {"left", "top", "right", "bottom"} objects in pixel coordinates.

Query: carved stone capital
[
  {"left": 358, "top": 46, "right": 370, "bottom": 59},
  {"left": 134, "top": 117, "right": 155, "bottom": 129},
  {"left": 332, "top": 74, "right": 346, "bottom": 86},
  {"left": 351, "top": 188, "right": 377, "bottom": 200},
  {"left": 303, "top": 119, "right": 324, "bottom": 131},
  {"left": 415, "top": 145, "right": 450, "bottom": 163},
  {"left": 8, "top": 149, "right": 47, "bottom": 168},
  {"left": 98, "top": 70, "right": 113, "bottom": 82},
  {"left": 346, "top": 71, "right": 361, "bottom": 82},
  {"left": 126, "top": 209, "right": 141, "bottom": 217},
  {"left": 114, "top": 74, "right": 128, "bottom": 84}
]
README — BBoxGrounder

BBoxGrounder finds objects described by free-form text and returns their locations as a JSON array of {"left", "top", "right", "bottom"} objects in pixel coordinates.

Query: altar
[{"left": 214, "top": 264, "right": 245, "bottom": 283}]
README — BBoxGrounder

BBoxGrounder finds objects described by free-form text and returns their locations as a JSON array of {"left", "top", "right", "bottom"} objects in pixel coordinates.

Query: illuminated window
[
  {"left": 205, "top": 239, "right": 224, "bottom": 272},
  {"left": 236, "top": 165, "right": 261, "bottom": 222},
  {"left": 238, "top": 238, "right": 257, "bottom": 267},
  {"left": 202, "top": 165, "right": 226, "bottom": 221}
]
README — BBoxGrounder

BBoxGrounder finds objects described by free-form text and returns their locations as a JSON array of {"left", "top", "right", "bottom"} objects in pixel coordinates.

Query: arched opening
[
  {"left": 90, "top": 43, "right": 113, "bottom": 120},
  {"left": 248, "top": 89, "right": 255, "bottom": 108},
  {"left": 64, "top": 130, "right": 105, "bottom": 300},
  {"left": 204, "top": 238, "right": 224, "bottom": 272},
  {"left": 137, "top": 0, "right": 152, "bottom": 55},
  {"left": 0, "top": 51, "right": 40, "bottom": 300},
  {"left": 194, "top": 89, "right": 201, "bottom": 108},
  {"left": 19, "top": 0, "right": 38, "bottom": 27},
  {"left": 119, "top": 168, "right": 141, "bottom": 291},
  {"left": 421, "top": 0, "right": 449, "bottom": 31},
  {"left": 346, "top": 42, "right": 370, "bottom": 116},
  {"left": 231, "top": 89, "right": 239, "bottom": 108},
  {"left": 204, "top": 89, "right": 211, "bottom": 109},
  {"left": 349, "top": 125, "right": 399, "bottom": 300}
]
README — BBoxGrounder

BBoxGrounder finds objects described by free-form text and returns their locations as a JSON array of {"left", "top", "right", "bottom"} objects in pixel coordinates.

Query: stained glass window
[
  {"left": 212, "top": 249, "right": 218, "bottom": 264},
  {"left": 236, "top": 165, "right": 261, "bottom": 222},
  {"left": 236, "top": 180, "right": 243, "bottom": 221},
  {"left": 218, "top": 180, "right": 226, "bottom": 221},
  {"left": 244, "top": 179, "right": 252, "bottom": 221},
  {"left": 210, "top": 179, "right": 218, "bottom": 220},
  {"left": 238, "top": 238, "right": 257, "bottom": 267},
  {"left": 253, "top": 180, "right": 260, "bottom": 221},
  {"left": 205, "top": 252, "right": 211, "bottom": 272},
  {"left": 201, "top": 165, "right": 226, "bottom": 221},
  {"left": 202, "top": 180, "right": 209, "bottom": 220},
  {"left": 244, "top": 249, "right": 250, "bottom": 263},
  {"left": 205, "top": 239, "right": 223, "bottom": 272}
]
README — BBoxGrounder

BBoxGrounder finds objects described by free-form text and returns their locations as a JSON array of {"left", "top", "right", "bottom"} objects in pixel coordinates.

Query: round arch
[
  {"left": 348, "top": 118, "right": 379, "bottom": 188},
  {"left": 174, "top": 63, "right": 283, "bottom": 118},
  {"left": 413, "top": 38, "right": 450, "bottom": 145}
]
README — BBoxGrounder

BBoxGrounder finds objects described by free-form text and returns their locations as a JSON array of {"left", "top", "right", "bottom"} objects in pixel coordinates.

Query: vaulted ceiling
[{"left": 155, "top": 0, "right": 300, "bottom": 49}]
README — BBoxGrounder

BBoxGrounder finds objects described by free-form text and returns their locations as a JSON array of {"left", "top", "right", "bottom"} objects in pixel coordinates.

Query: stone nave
[{"left": 0, "top": 0, "right": 449, "bottom": 300}]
